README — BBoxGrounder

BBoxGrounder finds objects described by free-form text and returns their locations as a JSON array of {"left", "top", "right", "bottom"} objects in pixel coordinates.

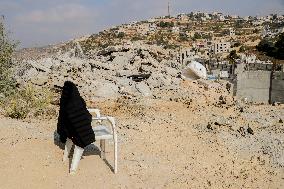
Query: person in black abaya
[{"left": 57, "top": 81, "right": 95, "bottom": 148}]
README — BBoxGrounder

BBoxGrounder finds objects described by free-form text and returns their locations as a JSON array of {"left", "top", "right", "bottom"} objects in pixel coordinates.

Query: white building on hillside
[
  {"left": 218, "top": 15, "right": 225, "bottom": 21},
  {"left": 229, "top": 28, "right": 235, "bottom": 36},
  {"left": 211, "top": 41, "right": 230, "bottom": 54},
  {"left": 172, "top": 26, "right": 180, "bottom": 33},
  {"left": 240, "top": 54, "right": 257, "bottom": 63}
]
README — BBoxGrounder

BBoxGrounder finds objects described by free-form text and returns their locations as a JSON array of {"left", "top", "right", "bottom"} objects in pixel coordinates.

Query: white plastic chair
[{"left": 63, "top": 109, "right": 118, "bottom": 174}]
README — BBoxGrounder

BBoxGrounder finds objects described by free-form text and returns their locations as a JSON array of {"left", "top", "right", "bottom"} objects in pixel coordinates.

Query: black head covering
[{"left": 57, "top": 81, "right": 95, "bottom": 148}]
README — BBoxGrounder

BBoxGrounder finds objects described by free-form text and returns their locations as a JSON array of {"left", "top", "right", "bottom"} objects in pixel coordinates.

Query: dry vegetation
[{"left": 0, "top": 21, "right": 56, "bottom": 119}]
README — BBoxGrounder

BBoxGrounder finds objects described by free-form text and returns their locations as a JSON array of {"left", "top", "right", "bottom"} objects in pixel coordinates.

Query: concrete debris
[
  {"left": 94, "top": 81, "right": 119, "bottom": 99},
  {"left": 13, "top": 42, "right": 235, "bottom": 104},
  {"left": 135, "top": 82, "right": 152, "bottom": 97}
]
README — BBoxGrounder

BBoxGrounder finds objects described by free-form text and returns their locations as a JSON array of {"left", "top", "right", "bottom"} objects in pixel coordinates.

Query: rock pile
[
  {"left": 14, "top": 41, "right": 233, "bottom": 105},
  {"left": 14, "top": 42, "right": 181, "bottom": 100}
]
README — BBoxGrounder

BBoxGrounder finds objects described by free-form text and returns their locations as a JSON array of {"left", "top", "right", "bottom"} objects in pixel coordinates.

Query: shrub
[
  {"left": 0, "top": 17, "right": 17, "bottom": 97},
  {"left": 2, "top": 96, "right": 29, "bottom": 119},
  {"left": 256, "top": 34, "right": 284, "bottom": 60},
  {"left": 159, "top": 21, "right": 174, "bottom": 28},
  {"left": 179, "top": 33, "right": 188, "bottom": 41},
  {"left": 1, "top": 85, "right": 54, "bottom": 119},
  {"left": 227, "top": 50, "right": 240, "bottom": 64},
  {"left": 0, "top": 18, "right": 56, "bottom": 119},
  {"left": 239, "top": 45, "right": 247, "bottom": 52},
  {"left": 192, "top": 32, "right": 202, "bottom": 40},
  {"left": 117, "top": 32, "right": 125, "bottom": 38}
]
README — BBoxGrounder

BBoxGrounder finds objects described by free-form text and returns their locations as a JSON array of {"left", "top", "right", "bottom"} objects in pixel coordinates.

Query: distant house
[
  {"left": 149, "top": 23, "right": 157, "bottom": 33},
  {"left": 172, "top": 26, "right": 180, "bottom": 33},
  {"left": 229, "top": 28, "right": 235, "bottom": 36},
  {"left": 177, "top": 14, "right": 189, "bottom": 21},
  {"left": 218, "top": 15, "right": 225, "bottom": 21},
  {"left": 211, "top": 40, "right": 230, "bottom": 54}
]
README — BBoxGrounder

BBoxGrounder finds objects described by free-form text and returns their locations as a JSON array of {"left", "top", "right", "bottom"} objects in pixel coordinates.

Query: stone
[
  {"left": 94, "top": 81, "right": 119, "bottom": 98},
  {"left": 135, "top": 82, "right": 152, "bottom": 96},
  {"left": 238, "top": 127, "right": 246, "bottom": 136},
  {"left": 31, "top": 72, "right": 49, "bottom": 86},
  {"left": 207, "top": 123, "right": 213, "bottom": 130},
  {"left": 111, "top": 55, "right": 129, "bottom": 66},
  {"left": 164, "top": 67, "right": 178, "bottom": 77},
  {"left": 29, "top": 58, "right": 53, "bottom": 73},
  {"left": 89, "top": 60, "right": 109, "bottom": 70},
  {"left": 247, "top": 127, "right": 254, "bottom": 135},
  {"left": 115, "top": 77, "right": 132, "bottom": 87},
  {"left": 23, "top": 68, "right": 38, "bottom": 81}
]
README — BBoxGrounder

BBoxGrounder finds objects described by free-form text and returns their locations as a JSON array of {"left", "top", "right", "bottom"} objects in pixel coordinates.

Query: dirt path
[{"left": 0, "top": 99, "right": 283, "bottom": 188}]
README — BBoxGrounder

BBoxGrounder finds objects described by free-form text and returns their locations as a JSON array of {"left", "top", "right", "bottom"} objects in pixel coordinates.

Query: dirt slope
[{"left": 0, "top": 98, "right": 283, "bottom": 189}]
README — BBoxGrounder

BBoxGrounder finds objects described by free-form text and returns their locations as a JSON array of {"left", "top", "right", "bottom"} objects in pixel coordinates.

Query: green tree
[
  {"left": 117, "top": 32, "right": 125, "bottom": 38},
  {"left": 179, "top": 33, "right": 188, "bottom": 41},
  {"left": 227, "top": 50, "right": 240, "bottom": 63},
  {"left": 0, "top": 17, "right": 17, "bottom": 97},
  {"left": 274, "top": 33, "right": 284, "bottom": 59},
  {"left": 159, "top": 21, "right": 174, "bottom": 28},
  {"left": 233, "top": 42, "right": 241, "bottom": 47},
  {"left": 193, "top": 32, "right": 202, "bottom": 40},
  {"left": 239, "top": 45, "right": 246, "bottom": 52},
  {"left": 256, "top": 34, "right": 284, "bottom": 60},
  {"left": 256, "top": 39, "right": 275, "bottom": 52}
]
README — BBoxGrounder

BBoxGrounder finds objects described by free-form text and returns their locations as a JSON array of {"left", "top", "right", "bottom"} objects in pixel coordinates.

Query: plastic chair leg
[
  {"left": 70, "top": 145, "right": 84, "bottom": 174},
  {"left": 63, "top": 138, "right": 73, "bottom": 162},
  {"left": 100, "top": 140, "right": 106, "bottom": 159},
  {"left": 114, "top": 136, "right": 118, "bottom": 174}
]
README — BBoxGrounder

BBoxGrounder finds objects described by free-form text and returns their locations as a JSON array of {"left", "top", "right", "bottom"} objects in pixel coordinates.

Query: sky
[{"left": 0, "top": 0, "right": 284, "bottom": 48}]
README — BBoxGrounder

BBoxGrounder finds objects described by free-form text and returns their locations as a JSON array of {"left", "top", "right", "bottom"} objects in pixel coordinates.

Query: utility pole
[
  {"left": 0, "top": 15, "right": 5, "bottom": 43},
  {"left": 168, "top": 1, "right": 170, "bottom": 17}
]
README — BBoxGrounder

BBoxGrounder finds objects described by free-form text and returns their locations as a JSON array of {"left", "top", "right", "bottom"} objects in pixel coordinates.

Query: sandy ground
[{"left": 0, "top": 98, "right": 283, "bottom": 189}]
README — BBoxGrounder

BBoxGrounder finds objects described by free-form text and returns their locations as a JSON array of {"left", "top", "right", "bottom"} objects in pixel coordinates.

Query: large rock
[
  {"left": 89, "top": 60, "right": 112, "bottom": 71},
  {"left": 135, "top": 82, "right": 152, "bottom": 96},
  {"left": 23, "top": 67, "right": 38, "bottom": 81},
  {"left": 146, "top": 74, "right": 171, "bottom": 89},
  {"left": 115, "top": 77, "right": 132, "bottom": 87},
  {"left": 94, "top": 81, "right": 119, "bottom": 98},
  {"left": 29, "top": 58, "right": 53, "bottom": 73},
  {"left": 111, "top": 55, "right": 129, "bottom": 67},
  {"left": 116, "top": 70, "right": 133, "bottom": 77},
  {"left": 31, "top": 72, "right": 49, "bottom": 86},
  {"left": 164, "top": 67, "right": 179, "bottom": 77}
]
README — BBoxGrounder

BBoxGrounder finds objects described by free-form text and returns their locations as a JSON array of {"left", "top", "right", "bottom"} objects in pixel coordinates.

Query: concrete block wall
[
  {"left": 244, "top": 63, "right": 283, "bottom": 71},
  {"left": 236, "top": 71, "right": 271, "bottom": 103},
  {"left": 271, "top": 72, "right": 284, "bottom": 103}
]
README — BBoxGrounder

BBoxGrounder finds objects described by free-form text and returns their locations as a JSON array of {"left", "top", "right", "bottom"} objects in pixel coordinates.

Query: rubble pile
[{"left": 14, "top": 41, "right": 232, "bottom": 104}]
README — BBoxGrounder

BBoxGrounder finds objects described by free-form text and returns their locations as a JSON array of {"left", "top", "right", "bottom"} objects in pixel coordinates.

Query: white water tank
[{"left": 182, "top": 60, "right": 207, "bottom": 80}]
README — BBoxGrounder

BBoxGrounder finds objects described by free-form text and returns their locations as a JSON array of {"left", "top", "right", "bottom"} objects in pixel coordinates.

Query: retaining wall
[
  {"left": 236, "top": 71, "right": 271, "bottom": 103},
  {"left": 271, "top": 72, "right": 284, "bottom": 103}
]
